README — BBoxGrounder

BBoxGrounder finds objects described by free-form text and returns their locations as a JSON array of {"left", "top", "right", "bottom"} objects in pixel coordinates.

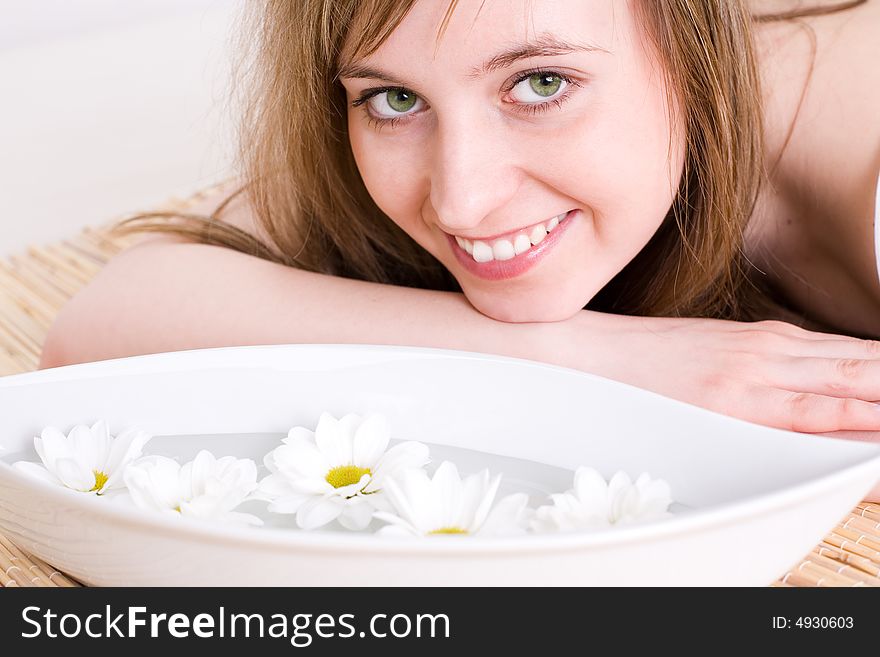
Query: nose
[{"left": 429, "top": 117, "right": 520, "bottom": 234}]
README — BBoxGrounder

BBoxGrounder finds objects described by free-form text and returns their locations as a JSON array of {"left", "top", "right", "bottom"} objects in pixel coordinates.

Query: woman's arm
[
  {"left": 38, "top": 237, "right": 571, "bottom": 369},
  {"left": 41, "top": 236, "right": 880, "bottom": 441}
]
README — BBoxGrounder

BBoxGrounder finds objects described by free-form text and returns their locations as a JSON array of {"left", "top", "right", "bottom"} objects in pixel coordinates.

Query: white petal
[
  {"left": 68, "top": 424, "right": 100, "bottom": 472},
  {"left": 284, "top": 475, "right": 334, "bottom": 496},
  {"left": 102, "top": 428, "right": 151, "bottom": 489},
  {"left": 478, "top": 493, "right": 531, "bottom": 537},
  {"left": 263, "top": 449, "right": 279, "bottom": 473},
  {"left": 431, "top": 461, "right": 464, "bottom": 529},
  {"left": 254, "top": 474, "right": 293, "bottom": 500},
  {"left": 364, "top": 490, "right": 393, "bottom": 513},
  {"left": 376, "top": 523, "right": 421, "bottom": 538},
  {"left": 337, "top": 498, "right": 375, "bottom": 531},
  {"left": 124, "top": 456, "right": 183, "bottom": 511},
  {"left": 267, "top": 493, "right": 311, "bottom": 514},
  {"left": 54, "top": 457, "right": 95, "bottom": 491},
  {"left": 296, "top": 496, "right": 344, "bottom": 530},
  {"left": 369, "top": 441, "right": 430, "bottom": 490},
  {"left": 470, "top": 471, "right": 501, "bottom": 531},
  {"left": 89, "top": 420, "right": 113, "bottom": 466},
  {"left": 377, "top": 472, "right": 419, "bottom": 528},
  {"left": 314, "top": 412, "right": 352, "bottom": 466},
  {"left": 394, "top": 467, "right": 437, "bottom": 531},
  {"left": 337, "top": 412, "right": 364, "bottom": 442},
  {"left": 374, "top": 511, "right": 422, "bottom": 537},
  {"left": 283, "top": 426, "right": 315, "bottom": 445},
  {"left": 36, "top": 426, "right": 72, "bottom": 473},
  {"left": 352, "top": 413, "right": 390, "bottom": 468},
  {"left": 180, "top": 495, "right": 222, "bottom": 519},
  {"left": 187, "top": 450, "right": 217, "bottom": 498},
  {"left": 274, "top": 441, "right": 329, "bottom": 481},
  {"left": 573, "top": 467, "right": 610, "bottom": 506},
  {"left": 530, "top": 506, "right": 562, "bottom": 534}
]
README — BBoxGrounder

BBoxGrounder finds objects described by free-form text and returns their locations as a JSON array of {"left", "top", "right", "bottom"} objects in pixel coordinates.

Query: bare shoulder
[
  {"left": 748, "top": 2, "right": 880, "bottom": 335},
  {"left": 754, "top": 1, "right": 880, "bottom": 194}
]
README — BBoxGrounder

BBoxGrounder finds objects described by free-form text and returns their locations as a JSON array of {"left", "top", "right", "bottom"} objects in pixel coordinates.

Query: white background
[{"left": 0, "top": 0, "right": 240, "bottom": 254}]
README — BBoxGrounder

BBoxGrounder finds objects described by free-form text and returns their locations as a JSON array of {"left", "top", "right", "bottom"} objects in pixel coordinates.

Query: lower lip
[{"left": 447, "top": 210, "right": 577, "bottom": 281}]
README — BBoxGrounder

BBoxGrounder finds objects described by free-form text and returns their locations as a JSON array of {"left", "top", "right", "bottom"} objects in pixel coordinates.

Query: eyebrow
[{"left": 337, "top": 33, "right": 609, "bottom": 84}]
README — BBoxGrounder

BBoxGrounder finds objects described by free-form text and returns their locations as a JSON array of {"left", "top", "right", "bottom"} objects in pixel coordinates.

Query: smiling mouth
[{"left": 451, "top": 211, "right": 571, "bottom": 263}]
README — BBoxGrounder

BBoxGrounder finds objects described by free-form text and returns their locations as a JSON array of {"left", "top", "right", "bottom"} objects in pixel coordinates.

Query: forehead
[{"left": 339, "top": 0, "right": 623, "bottom": 78}]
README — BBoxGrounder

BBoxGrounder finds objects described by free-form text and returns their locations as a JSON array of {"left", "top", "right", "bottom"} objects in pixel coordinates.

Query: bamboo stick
[
  {"left": 27, "top": 245, "right": 93, "bottom": 287},
  {"left": 816, "top": 542, "right": 880, "bottom": 577},
  {"left": 0, "top": 268, "right": 58, "bottom": 324},
  {"left": 27, "top": 552, "right": 80, "bottom": 587},
  {"left": 0, "top": 543, "right": 43, "bottom": 586},
  {"left": 794, "top": 560, "right": 862, "bottom": 587},
  {"left": 844, "top": 515, "right": 880, "bottom": 535},
  {"left": 0, "top": 312, "right": 42, "bottom": 360},
  {"left": 832, "top": 525, "right": 880, "bottom": 553},
  {"left": 47, "top": 242, "right": 103, "bottom": 278},
  {"left": 11, "top": 255, "right": 81, "bottom": 298},
  {"left": 0, "top": 348, "right": 26, "bottom": 376},
  {"left": 804, "top": 552, "right": 879, "bottom": 587},
  {"left": 1, "top": 259, "right": 70, "bottom": 309},
  {"left": 0, "top": 297, "right": 49, "bottom": 351},
  {"left": 823, "top": 531, "right": 880, "bottom": 565},
  {"left": 62, "top": 237, "right": 114, "bottom": 266},
  {"left": 0, "top": 536, "right": 53, "bottom": 587}
]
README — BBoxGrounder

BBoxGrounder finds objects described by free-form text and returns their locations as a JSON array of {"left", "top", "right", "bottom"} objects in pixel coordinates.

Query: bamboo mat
[{"left": 1, "top": 196, "right": 879, "bottom": 587}]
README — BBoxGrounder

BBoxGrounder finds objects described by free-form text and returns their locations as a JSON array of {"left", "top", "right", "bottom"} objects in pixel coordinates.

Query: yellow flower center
[
  {"left": 90, "top": 470, "right": 109, "bottom": 492},
  {"left": 428, "top": 527, "right": 468, "bottom": 535},
  {"left": 325, "top": 465, "right": 371, "bottom": 490}
]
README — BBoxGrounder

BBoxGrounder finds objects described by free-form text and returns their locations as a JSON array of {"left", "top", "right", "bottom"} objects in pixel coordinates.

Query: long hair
[{"left": 113, "top": 0, "right": 868, "bottom": 321}]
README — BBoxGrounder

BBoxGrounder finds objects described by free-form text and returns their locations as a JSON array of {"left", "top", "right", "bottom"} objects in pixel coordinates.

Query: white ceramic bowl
[{"left": 1, "top": 344, "right": 878, "bottom": 586}]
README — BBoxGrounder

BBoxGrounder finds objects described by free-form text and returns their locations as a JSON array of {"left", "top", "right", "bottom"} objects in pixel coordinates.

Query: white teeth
[
  {"left": 492, "top": 239, "right": 515, "bottom": 261},
  {"left": 529, "top": 224, "right": 548, "bottom": 246},
  {"left": 513, "top": 233, "right": 531, "bottom": 255},
  {"left": 454, "top": 211, "right": 570, "bottom": 263},
  {"left": 472, "top": 240, "right": 493, "bottom": 263}
]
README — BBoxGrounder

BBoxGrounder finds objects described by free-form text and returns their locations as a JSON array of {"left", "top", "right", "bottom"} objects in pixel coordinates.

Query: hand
[{"left": 568, "top": 313, "right": 880, "bottom": 436}]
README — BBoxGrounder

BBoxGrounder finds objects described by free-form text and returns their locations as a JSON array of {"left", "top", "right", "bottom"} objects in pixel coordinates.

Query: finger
[
  {"left": 739, "top": 387, "right": 880, "bottom": 433},
  {"left": 742, "top": 320, "right": 880, "bottom": 346},
  {"left": 736, "top": 321, "right": 880, "bottom": 358},
  {"left": 792, "top": 338, "right": 880, "bottom": 359},
  {"left": 767, "top": 355, "right": 880, "bottom": 401}
]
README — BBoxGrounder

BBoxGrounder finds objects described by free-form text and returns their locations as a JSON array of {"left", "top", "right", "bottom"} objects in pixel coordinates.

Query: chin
[{"left": 464, "top": 290, "right": 588, "bottom": 324}]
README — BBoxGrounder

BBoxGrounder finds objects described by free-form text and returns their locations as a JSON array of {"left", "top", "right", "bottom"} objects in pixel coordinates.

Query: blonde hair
[{"left": 114, "top": 0, "right": 867, "bottom": 321}]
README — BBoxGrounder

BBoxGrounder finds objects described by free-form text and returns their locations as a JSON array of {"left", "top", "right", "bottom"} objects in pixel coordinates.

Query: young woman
[{"left": 40, "top": 0, "right": 880, "bottom": 441}]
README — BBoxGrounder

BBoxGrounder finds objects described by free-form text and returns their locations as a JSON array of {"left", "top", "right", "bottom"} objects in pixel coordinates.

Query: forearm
[{"left": 40, "top": 241, "right": 603, "bottom": 369}]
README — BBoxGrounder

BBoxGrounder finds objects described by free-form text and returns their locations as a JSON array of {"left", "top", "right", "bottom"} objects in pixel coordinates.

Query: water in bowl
[{"left": 4, "top": 432, "right": 687, "bottom": 531}]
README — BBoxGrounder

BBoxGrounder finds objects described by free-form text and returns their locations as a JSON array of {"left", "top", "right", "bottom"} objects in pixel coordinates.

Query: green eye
[
  {"left": 386, "top": 89, "right": 417, "bottom": 112},
  {"left": 528, "top": 73, "right": 562, "bottom": 98}
]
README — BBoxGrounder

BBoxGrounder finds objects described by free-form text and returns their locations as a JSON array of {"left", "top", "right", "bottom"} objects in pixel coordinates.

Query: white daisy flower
[
  {"left": 256, "top": 411, "right": 429, "bottom": 531},
  {"left": 13, "top": 420, "right": 150, "bottom": 495},
  {"left": 530, "top": 467, "right": 673, "bottom": 533},
  {"left": 123, "top": 450, "right": 262, "bottom": 526},
  {"left": 373, "top": 461, "right": 531, "bottom": 537}
]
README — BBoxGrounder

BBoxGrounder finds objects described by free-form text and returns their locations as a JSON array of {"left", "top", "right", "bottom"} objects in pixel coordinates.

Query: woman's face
[{"left": 341, "top": 0, "right": 684, "bottom": 322}]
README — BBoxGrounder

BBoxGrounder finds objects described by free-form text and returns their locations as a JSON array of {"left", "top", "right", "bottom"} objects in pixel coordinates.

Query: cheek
[
  {"left": 348, "top": 117, "right": 425, "bottom": 229},
  {"left": 560, "top": 85, "right": 682, "bottom": 245}
]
